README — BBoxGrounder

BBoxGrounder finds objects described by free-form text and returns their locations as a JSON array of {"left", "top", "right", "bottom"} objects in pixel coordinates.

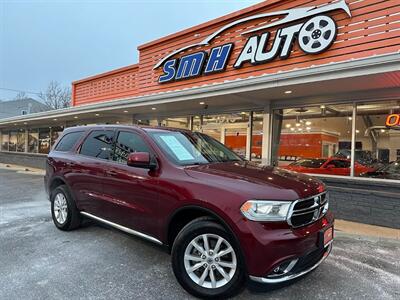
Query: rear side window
[
  {"left": 113, "top": 131, "right": 151, "bottom": 163},
  {"left": 80, "top": 130, "right": 114, "bottom": 160},
  {"left": 54, "top": 131, "right": 83, "bottom": 152}
]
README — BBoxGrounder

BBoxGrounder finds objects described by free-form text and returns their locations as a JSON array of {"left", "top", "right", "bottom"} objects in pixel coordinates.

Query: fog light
[{"left": 268, "top": 259, "right": 298, "bottom": 278}]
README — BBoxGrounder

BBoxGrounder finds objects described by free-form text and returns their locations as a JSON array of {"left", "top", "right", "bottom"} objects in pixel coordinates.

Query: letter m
[{"left": 175, "top": 52, "right": 206, "bottom": 80}]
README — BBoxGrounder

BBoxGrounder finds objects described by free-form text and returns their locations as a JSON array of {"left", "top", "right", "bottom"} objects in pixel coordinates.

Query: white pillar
[
  {"left": 24, "top": 129, "right": 29, "bottom": 153},
  {"left": 350, "top": 103, "right": 357, "bottom": 177},
  {"left": 246, "top": 112, "right": 253, "bottom": 161},
  {"left": 261, "top": 107, "right": 272, "bottom": 165},
  {"left": 220, "top": 126, "right": 226, "bottom": 144}
]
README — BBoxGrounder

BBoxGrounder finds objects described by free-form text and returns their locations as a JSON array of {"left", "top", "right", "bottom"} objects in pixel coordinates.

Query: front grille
[{"left": 288, "top": 192, "right": 329, "bottom": 228}]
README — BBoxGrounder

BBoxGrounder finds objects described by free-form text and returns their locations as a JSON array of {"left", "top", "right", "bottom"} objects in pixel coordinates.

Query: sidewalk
[
  {"left": 335, "top": 219, "right": 400, "bottom": 240},
  {"left": 0, "top": 163, "right": 45, "bottom": 176}
]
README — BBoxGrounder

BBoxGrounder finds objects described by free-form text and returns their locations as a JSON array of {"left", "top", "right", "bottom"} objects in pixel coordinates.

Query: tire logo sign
[
  {"left": 386, "top": 114, "right": 400, "bottom": 130},
  {"left": 155, "top": 0, "right": 352, "bottom": 84}
]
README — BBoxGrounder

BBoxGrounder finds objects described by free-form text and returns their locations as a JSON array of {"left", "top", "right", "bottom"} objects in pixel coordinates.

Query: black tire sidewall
[{"left": 172, "top": 219, "right": 244, "bottom": 299}]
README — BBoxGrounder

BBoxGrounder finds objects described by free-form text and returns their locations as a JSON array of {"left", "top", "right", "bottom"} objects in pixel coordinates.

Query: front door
[{"left": 101, "top": 130, "right": 160, "bottom": 237}]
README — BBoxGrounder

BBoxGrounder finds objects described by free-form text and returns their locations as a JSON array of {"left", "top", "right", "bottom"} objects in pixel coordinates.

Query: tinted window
[
  {"left": 291, "top": 159, "right": 326, "bottom": 168},
  {"left": 80, "top": 130, "right": 114, "bottom": 160},
  {"left": 329, "top": 160, "right": 350, "bottom": 168},
  {"left": 55, "top": 131, "right": 83, "bottom": 152},
  {"left": 113, "top": 131, "right": 150, "bottom": 163}
]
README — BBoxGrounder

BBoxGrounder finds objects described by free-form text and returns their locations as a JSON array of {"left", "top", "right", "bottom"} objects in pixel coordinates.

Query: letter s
[{"left": 159, "top": 59, "right": 177, "bottom": 83}]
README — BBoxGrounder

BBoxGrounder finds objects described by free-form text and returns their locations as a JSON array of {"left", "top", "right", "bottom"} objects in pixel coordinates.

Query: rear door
[{"left": 100, "top": 130, "right": 161, "bottom": 237}]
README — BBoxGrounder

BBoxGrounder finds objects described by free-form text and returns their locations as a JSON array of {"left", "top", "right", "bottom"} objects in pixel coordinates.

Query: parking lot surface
[{"left": 0, "top": 168, "right": 399, "bottom": 299}]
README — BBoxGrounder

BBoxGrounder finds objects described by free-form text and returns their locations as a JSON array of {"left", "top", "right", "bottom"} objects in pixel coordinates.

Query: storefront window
[
  {"left": 252, "top": 111, "right": 264, "bottom": 161},
  {"left": 202, "top": 112, "right": 249, "bottom": 158},
  {"left": 51, "top": 126, "right": 64, "bottom": 147},
  {"left": 354, "top": 101, "right": 400, "bottom": 180},
  {"left": 1, "top": 131, "right": 9, "bottom": 151},
  {"left": 38, "top": 128, "right": 51, "bottom": 154},
  {"left": 28, "top": 129, "right": 39, "bottom": 153},
  {"left": 16, "top": 130, "right": 25, "bottom": 152},
  {"left": 161, "top": 117, "right": 190, "bottom": 129},
  {"left": 9, "top": 131, "right": 17, "bottom": 152},
  {"left": 272, "top": 104, "right": 353, "bottom": 176}
]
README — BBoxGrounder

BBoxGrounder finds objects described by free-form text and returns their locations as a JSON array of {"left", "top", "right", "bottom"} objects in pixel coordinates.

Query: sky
[{"left": 0, "top": 0, "right": 263, "bottom": 101}]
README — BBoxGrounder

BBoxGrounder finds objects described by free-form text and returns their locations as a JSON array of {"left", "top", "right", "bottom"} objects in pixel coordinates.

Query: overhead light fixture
[
  {"left": 356, "top": 129, "right": 360, "bottom": 134},
  {"left": 380, "top": 129, "right": 385, "bottom": 133},
  {"left": 284, "top": 90, "right": 292, "bottom": 94},
  {"left": 305, "top": 121, "right": 312, "bottom": 126},
  {"left": 348, "top": 117, "right": 352, "bottom": 121},
  {"left": 306, "top": 127, "right": 311, "bottom": 130},
  {"left": 152, "top": 107, "right": 156, "bottom": 110},
  {"left": 285, "top": 124, "right": 291, "bottom": 128},
  {"left": 95, "top": 113, "right": 99, "bottom": 116},
  {"left": 320, "top": 105, "right": 326, "bottom": 109},
  {"left": 123, "top": 110, "right": 129, "bottom": 113},
  {"left": 74, "top": 116, "right": 78, "bottom": 119},
  {"left": 295, "top": 123, "right": 301, "bottom": 127},
  {"left": 290, "top": 128, "right": 295, "bottom": 131},
  {"left": 53, "top": 118, "right": 58, "bottom": 121},
  {"left": 259, "top": 121, "right": 263, "bottom": 125},
  {"left": 199, "top": 101, "right": 205, "bottom": 105}
]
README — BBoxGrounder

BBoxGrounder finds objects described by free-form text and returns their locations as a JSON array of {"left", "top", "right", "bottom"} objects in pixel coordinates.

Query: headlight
[{"left": 240, "top": 200, "right": 292, "bottom": 222}]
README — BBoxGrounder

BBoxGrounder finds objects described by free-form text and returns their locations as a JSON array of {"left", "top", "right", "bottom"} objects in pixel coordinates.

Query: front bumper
[{"left": 249, "top": 240, "right": 332, "bottom": 283}]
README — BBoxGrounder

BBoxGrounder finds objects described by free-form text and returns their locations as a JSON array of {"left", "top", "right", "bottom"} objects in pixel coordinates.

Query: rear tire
[
  {"left": 50, "top": 185, "right": 81, "bottom": 231},
  {"left": 171, "top": 218, "right": 245, "bottom": 298}
]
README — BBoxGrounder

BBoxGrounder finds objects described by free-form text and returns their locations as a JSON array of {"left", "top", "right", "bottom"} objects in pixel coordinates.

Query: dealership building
[{"left": 1, "top": 0, "right": 399, "bottom": 228}]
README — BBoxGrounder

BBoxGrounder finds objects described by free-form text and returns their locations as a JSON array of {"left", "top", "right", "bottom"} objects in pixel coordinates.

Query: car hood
[{"left": 184, "top": 161, "right": 324, "bottom": 200}]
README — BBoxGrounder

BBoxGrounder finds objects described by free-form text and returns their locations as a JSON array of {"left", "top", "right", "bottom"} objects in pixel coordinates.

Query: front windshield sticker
[{"left": 160, "top": 135, "right": 194, "bottom": 161}]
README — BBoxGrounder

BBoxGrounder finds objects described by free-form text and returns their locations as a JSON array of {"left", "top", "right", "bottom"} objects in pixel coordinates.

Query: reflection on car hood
[{"left": 184, "top": 161, "right": 324, "bottom": 200}]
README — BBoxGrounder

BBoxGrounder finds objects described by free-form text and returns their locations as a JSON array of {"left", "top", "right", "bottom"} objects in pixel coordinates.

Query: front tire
[
  {"left": 172, "top": 218, "right": 244, "bottom": 298},
  {"left": 50, "top": 185, "right": 81, "bottom": 231}
]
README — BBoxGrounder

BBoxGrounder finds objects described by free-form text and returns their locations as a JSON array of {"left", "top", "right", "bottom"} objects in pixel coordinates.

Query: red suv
[{"left": 45, "top": 125, "right": 333, "bottom": 298}]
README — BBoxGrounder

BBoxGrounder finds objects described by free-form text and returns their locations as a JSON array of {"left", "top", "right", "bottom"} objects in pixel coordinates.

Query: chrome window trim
[{"left": 80, "top": 211, "right": 163, "bottom": 245}]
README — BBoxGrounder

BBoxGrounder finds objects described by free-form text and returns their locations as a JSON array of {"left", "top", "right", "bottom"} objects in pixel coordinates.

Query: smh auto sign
[{"left": 154, "top": 0, "right": 351, "bottom": 84}]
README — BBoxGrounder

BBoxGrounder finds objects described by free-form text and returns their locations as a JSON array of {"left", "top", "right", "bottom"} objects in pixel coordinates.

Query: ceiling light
[
  {"left": 285, "top": 124, "right": 291, "bottom": 128},
  {"left": 348, "top": 117, "right": 352, "bottom": 120},
  {"left": 74, "top": 116, "right": 78, "bottom": 119},
  {"left": 259, "top": 122, "right": 263, "bottom": 125},
  {"left": 356, "top": 129, "right": 360, "bottom": 134},
  {"left": 306, "top": 127, "right": 311, "bottom": 130},
  {"left": 305, "top": 121, "right": 312, "bottom": 126},
  {"left": 290, "top": 128, "right": 295, "bottom": 131},
  {"left": 53, "top": 118, "right": 57, "bottom": 121},
  {"left": 320, "top": 105, "right": 326, "bottom": 109},
  {"left": 23, "top": 122, "right": 27, "bottom": 125},
  {"left": 152, "top": 107, "right": 156, "bottom": 110},
  {"left": 295, "top": 123, "right": 301, "bottom": 127},
  {"left": 284, "top": 90, "right": 292, "bottom": 94},
  {"left": 95, "top": 113, "right": 99, "bottom": 116},
  {"left": 199, "top": 102, "right": 205, "bottom": 105},
  {"left": 380, "top": 129, "right": 385, "bottom": 133},
  {"left": 298, "top": 128, "right": 303, "bottom": 131},
  {"left": 116, "top": 121, "right": 120, "bottom": 124}
]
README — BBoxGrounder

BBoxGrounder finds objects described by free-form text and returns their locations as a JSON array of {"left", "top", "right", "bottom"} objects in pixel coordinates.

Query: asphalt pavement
[{"left": 0, "top": 167, "right": 399, "bottom": 299}]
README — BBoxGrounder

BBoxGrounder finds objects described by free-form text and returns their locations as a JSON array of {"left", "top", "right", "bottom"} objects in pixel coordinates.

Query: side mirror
[{"left": 127, "top": 152, "right": 157, "bottom": 170}]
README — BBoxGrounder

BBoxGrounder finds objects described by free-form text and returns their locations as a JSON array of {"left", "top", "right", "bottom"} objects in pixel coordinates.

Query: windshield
[
  {"left": 148, "top": 130, "right": 243, "bottom": 166},
  {"left": 381, "top": 161, "right": 400, "bottom": 173},
  {"left": 290, "top": 159, "right": 326, "bottom": 168}
]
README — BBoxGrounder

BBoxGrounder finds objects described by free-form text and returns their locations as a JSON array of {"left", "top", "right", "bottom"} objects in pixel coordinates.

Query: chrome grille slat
[{"left": 288, "top": 192, "right": 329, "bottom": 228}]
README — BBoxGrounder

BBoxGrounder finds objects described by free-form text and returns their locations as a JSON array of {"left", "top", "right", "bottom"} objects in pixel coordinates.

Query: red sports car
[{"left": 283, "top": 157, "right": 374, "bottom": 176}]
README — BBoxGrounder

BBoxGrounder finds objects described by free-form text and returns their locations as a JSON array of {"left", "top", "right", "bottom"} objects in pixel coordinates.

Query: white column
[
  {"left": 220, "top": 126, "right": 226, "bottom": 144},
  {"left": 261, "top": 107, "right": 271, "bottom": 165},
  {"left": 350, "top": 103, "right": 357, "bottom": 177},
  {"left": 245, "top": 112, "right": 253, "bottom": 161}
]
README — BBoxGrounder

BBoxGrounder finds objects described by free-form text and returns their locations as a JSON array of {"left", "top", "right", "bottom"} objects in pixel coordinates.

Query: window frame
[
  {"left": 78, "top": 129, "right": 116, "bottom": 161},
  {"left": 53, "top": 131, "right": 84, "bottom": 153}
]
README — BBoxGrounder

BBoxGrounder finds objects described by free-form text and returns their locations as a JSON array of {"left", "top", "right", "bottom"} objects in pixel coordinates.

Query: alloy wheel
[
  {"left": 183, "top": 233, "right": 237, "bottom": 289},
  {"left": 53, "top": 193, "right": 68, "bottom": 225}
]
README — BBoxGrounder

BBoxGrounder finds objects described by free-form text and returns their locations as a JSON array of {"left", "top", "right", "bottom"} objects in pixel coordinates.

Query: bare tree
[
  {"left": 14, "top": 91, "right": 28, "bottom": 100},
  {"left": 38, "top": 81, "right": 71, "bottom": 109}
]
